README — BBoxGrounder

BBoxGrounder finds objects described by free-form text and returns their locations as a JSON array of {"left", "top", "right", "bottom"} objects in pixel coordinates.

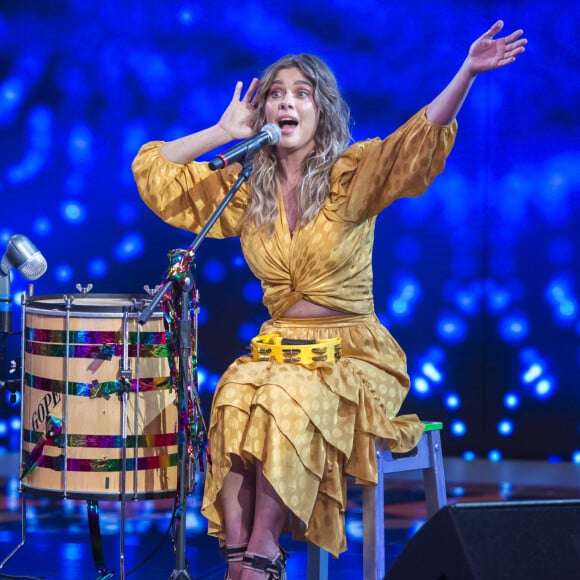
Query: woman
[{"left": 132, "top": 20, "right": 526, "bottom": 580}]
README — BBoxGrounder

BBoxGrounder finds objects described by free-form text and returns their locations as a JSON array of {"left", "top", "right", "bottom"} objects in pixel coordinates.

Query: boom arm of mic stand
[{"left": 138, "top": 158, "right": 254, "bottom": 325}]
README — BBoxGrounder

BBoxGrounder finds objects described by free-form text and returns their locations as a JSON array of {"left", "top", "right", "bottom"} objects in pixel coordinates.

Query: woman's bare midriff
[{"left": 282, "top": 298, "right": 349, "bottom": 318}]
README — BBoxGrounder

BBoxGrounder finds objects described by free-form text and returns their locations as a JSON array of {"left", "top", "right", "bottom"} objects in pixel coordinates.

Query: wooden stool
[{"left": 307, "top": 421, "right": 447, "bottom": 580}]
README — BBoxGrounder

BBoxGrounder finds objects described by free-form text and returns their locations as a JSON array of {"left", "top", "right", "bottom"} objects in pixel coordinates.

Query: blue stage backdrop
[{"left": 0, "top": 1, "right": 578, "bottom": 463}]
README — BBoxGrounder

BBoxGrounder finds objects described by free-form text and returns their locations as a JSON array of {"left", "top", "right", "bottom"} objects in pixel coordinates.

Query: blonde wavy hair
[{"left": 242, "top": 54, "right": 351, "bottom": 233}]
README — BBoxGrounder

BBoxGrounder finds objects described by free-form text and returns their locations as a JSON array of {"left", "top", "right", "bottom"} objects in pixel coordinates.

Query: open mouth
[{"left": 278, "top": 117, "right": 298, "bottom": 131}]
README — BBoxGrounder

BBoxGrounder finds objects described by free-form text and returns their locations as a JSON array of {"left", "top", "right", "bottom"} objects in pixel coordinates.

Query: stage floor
[{"left": 1, "top": 460, "right": 579, "bottom": 579}]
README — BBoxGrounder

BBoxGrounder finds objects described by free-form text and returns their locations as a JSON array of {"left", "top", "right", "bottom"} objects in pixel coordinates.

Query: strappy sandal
[
  {"left": 220, "top": 543, "right": 247, "bottom": 580},
  {"left": 242, "top": 548, "right": 288, "bottom": 579}
]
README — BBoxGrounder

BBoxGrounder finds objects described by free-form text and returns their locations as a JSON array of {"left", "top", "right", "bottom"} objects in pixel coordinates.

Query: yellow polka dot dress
[{"left": 132, "top": 107, "right": 457, "bottom": 556}]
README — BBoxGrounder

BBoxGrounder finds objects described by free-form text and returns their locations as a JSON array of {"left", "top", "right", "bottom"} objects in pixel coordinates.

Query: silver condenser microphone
[{"left": 0, "top": 234, "right": 48, "bottom": 333}]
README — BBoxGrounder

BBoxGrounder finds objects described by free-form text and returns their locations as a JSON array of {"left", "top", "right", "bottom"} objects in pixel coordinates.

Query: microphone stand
[{"left": 139, "top": 158, "right": 254, "bottom": 580}]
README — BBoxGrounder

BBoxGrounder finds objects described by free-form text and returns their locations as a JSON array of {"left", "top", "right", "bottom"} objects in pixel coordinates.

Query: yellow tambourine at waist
[{"left": 250, "top": 333, "right": 342, "bottom": 364}]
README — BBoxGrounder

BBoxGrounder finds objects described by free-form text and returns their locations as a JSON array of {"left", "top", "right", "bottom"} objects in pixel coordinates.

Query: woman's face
[{"left": 264, "top": 66, "right": 319, "bottom": 159}]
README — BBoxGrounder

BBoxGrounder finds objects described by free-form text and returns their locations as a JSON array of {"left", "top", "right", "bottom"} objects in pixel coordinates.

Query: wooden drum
[{"left": 20, "top": 294, "right": 177, "bottom": 499}]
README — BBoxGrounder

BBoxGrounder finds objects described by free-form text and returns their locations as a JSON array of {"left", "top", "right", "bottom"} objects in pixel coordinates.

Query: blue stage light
[
  {"left": 178, "top": 7, "right": 200, "bottom": 25},
  {"left": 204, "top": 374, "right": 221, "bottom": 394},
  {"left": 412, "top": 376, "right": 430, "bottom": 397},
  {"left": 242, "top": 280, "right": 262, "bottom": 303},
  {"left": 497, "top": 419, "right": 513, "bottom": 436},
  {"left": 500, "top": 481, "right": 513, "bottom": 495},
  {"left": 488, "top": 449, "right": 502, "bottom": 462},
  {"left": 555, "top": 298, "right": 578, "bottom": 322},
  {"left": 462, "top": 451, "right": 476, "bottom": 461},
  {"left": 55, "top": 264, "right": 73, "bottom": 283},
  {"left": 425, "top": 346, "right": 445, "bottom": 364},
  {"left": 113, "top": 233, "right": 144, "bottom": 261},
  {"left": 202, "top": 259, "right": 226, "bottom": 283},
  {"left": 452, "top": 284, "right": 482, "bottom": 316},
  {"left": 231, "top": 255, "right": 246, "bottom": 269},
  {"left": 238, "top": 322, "right": 260, "bottom": 343},
  {"left": 6, "top": 106, "right": 51, "bottom": 184},
  {"left": 498, "top": 312, "right": 529, "bottom": 343},
  {"left": 116, "top": 202, "right": 138, "bottom": 225},
  {"left": 410, "top": 520, "right": 426, "bottom": 537},
  {"left": 88, "top": 257, "right": 108, "bottom": 278},
  {"left": 136, "top": 53, "right": 172, "bottom": 98},
  {"left": 503, "top": 393, "right": 520, "bottom": 409},
  {"left": 61, "top": 542, "right": 83, "bottom": 561},
  {"left": 445, "top": 393, "right": 460, "bottom": 410},
  {"left": 67, "top": 124, "right": 94, "bottom": 166},
  {"left": 197, "top": 367, "right": 207, "bottom": 390},
  {"left": 421, "top": 361, "right": 443, "bottom": 383},
  {"left": 61, "top": 201, "right": 87, "bottom": 224},
  {"left": 33, "top": 217, "right": 52, "bottom": 236},
  {"left": 187, "top": 507, "right": 209, "bottom": 535},
  {"left": 391, "top": 298, "right": 408, "bottom": 316},
  {"left": 522, "top": 362, "right": 543, "bottom": 384},
  {"left": 388, "top": 273, "right": 422, "bottom": 322},
  {"left": 197, "top": 365, "right": 220, "bottom": 394},
  {"left": 436, "top": 312, "right": 467, "bottom": 343},
  {"left": 545, "top": 277, "right": 572, "bottom": 302},
  {"left": 345, "top": 517, "right": 363, "bottom": 541},
  {"left": 196, "top": 305, "right": 208, "bottom": 326},
  {"left": 534, "top": 377, "right": 555, "bottom": 399},
  {"left": 520, "top": 347, "right": 542, "bottom": 365},
  {"left": 450, "top": 420, "right": 466, "bottom": 437},
  {"left": 485, "top": 281, "right": 512, "bottom": 314},
  {"left": 544, "top": 275, "right": 579, "bottom": 323},
  {"left": 0, "top": 77, "right": 23, "bottom": 123}
]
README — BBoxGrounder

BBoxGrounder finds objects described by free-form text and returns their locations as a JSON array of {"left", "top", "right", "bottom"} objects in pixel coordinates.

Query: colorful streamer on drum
[
  {"left": 160, "top": 248, "right": 208, "bottom": 534},
  {"left": 20, "top": 415, "right": 63, "bottom": 479}
]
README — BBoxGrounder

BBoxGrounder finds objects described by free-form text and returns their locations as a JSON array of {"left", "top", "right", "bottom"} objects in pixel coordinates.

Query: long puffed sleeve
[
  {"left": 324, "top": 106, "right": 457, "bottom": 222},
  {"left": 132, "top": 141, "right": 250, "bottom": 239}
]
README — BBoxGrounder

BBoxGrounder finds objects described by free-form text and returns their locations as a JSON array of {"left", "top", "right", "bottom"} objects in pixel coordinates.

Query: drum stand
[
  {"left": 140, "top": 158, "right": 254, "bottom": 580},
  {"left": 0, "top": 312, "right": 43, "bottom": 580}
]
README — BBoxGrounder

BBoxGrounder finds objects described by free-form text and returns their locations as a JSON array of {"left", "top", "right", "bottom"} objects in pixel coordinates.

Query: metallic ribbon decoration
[{"left": 20, "top": 415, "right": 63, "bottom": 479}]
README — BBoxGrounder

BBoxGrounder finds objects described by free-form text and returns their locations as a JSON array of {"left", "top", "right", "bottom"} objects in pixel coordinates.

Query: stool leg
[
  {"left": 363, "top": 451, "right": 385, "bottom": 580},
  {"left": 422, "top": 429, "right": 447, "bottom": 517},
  {"left": 307, "top": 542, "right": 328, "bottom": 580}
]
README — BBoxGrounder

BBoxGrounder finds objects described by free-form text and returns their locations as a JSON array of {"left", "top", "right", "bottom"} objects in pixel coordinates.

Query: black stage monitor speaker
[{"left": 386, "top": 500, "right": 580, "bottom": 580}]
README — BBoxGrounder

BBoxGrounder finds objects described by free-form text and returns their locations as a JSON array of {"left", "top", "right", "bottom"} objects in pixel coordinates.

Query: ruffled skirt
[{"left": 200, "top": 313, "right": 424, "bottom": 557}]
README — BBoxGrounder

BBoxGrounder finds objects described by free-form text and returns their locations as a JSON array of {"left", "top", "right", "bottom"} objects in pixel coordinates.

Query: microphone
[
  {"left": 1, "top": 234, "right": 48, "bottom": 333},
  {"left": 208, "top": 123, "right": 282, "bottom": 171}
]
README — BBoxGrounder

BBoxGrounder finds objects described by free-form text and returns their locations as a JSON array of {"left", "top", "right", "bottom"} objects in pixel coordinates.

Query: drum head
[{"left": 26, "top": 294, "right": 153, "bottom": 314}]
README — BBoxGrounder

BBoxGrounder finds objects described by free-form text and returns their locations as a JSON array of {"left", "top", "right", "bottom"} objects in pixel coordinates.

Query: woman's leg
[
  {"left": 221, "top": 454, "right": 256, "bottom": 579},
  {"left": 242, "top": 461, "right": 289, "bottom": 579}
]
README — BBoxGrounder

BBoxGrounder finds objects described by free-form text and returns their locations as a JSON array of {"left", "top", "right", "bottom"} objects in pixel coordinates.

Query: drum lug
[
  {"left": 144, "top": 284, "right": 161, "bottom": 296},
  {"left": 119, "top": 363, "right": 132, "bottom": 397},
  {"left": 75, "top": 283, "right": 93, "bottom": 295}
]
